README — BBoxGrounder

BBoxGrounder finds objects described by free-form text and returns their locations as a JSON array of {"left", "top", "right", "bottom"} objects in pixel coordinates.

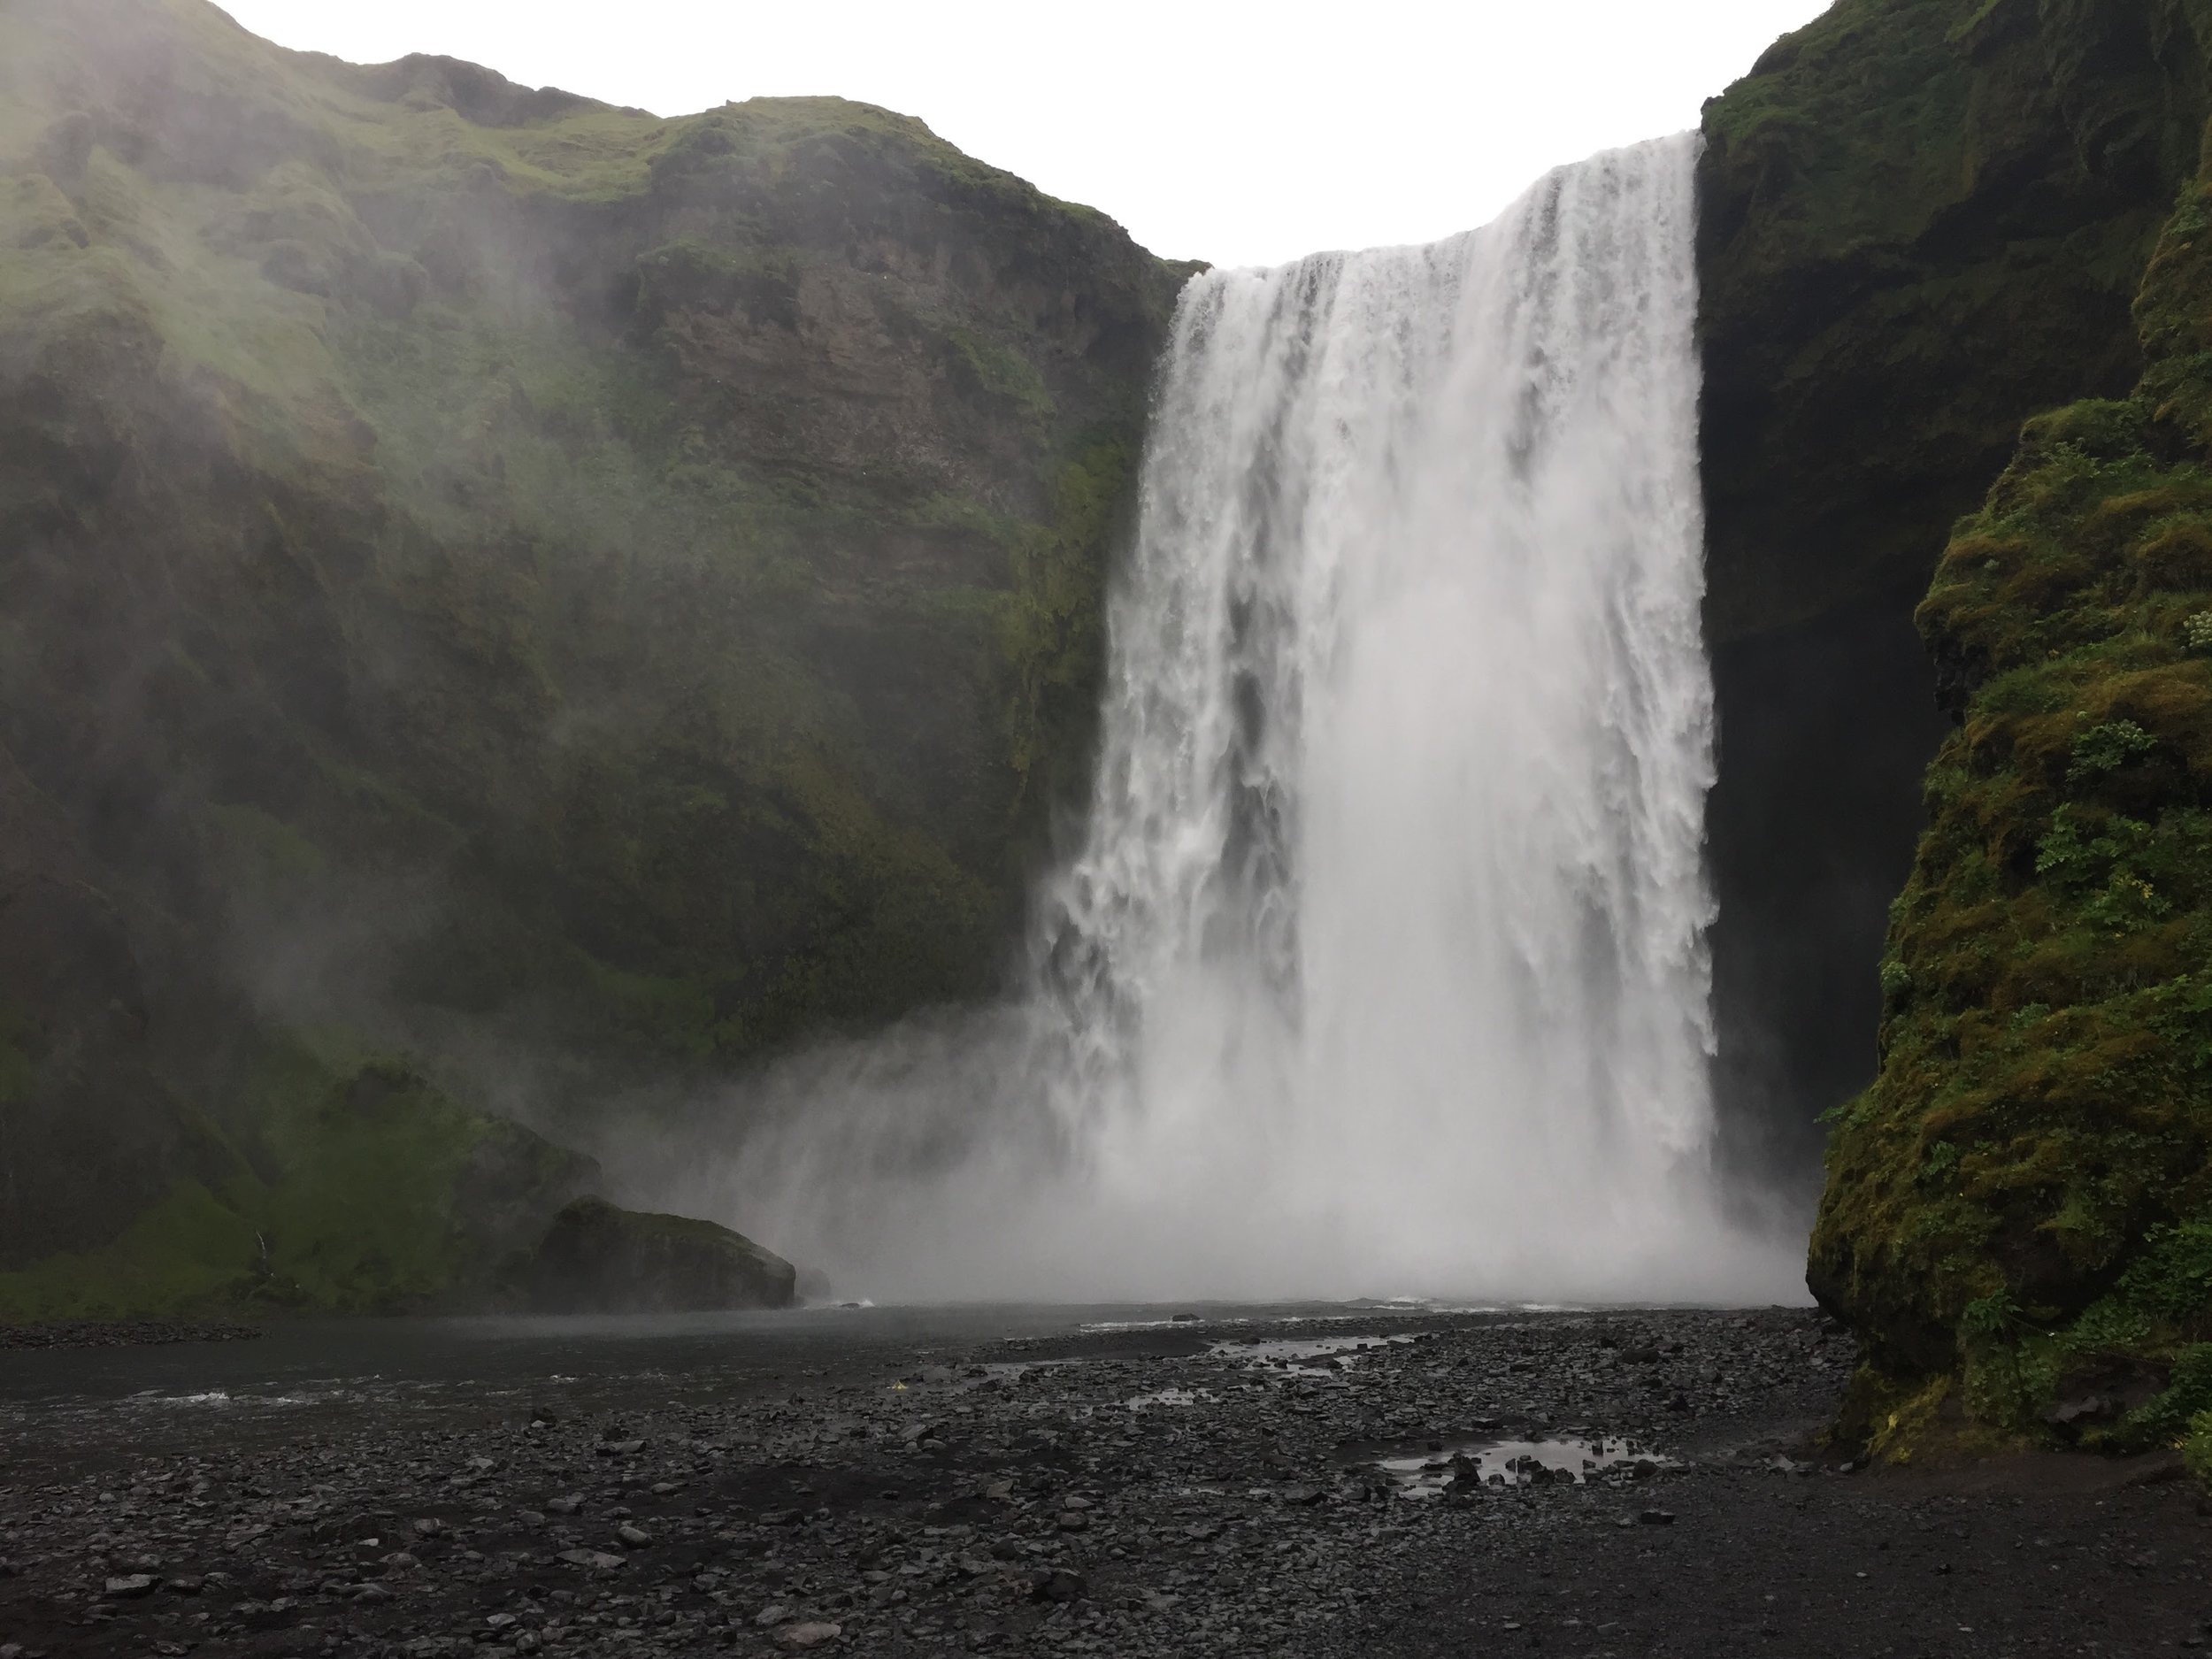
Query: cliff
[
  {"left": 1810, "top": 121, "right": 2212, "bottom": 1472},
  {"left": 1695, "top": 0, "right": 2212, "bottom": 1475},
  {"left": 0, "top": 0, "right": 1188, "bottom": 1312},
  {"left": 1695, "top": 0, "right": 2212, "bottom": 1194}
]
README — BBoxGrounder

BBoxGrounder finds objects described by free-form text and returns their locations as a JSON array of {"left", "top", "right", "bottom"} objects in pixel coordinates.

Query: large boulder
[{"left": 523, "top": 1197, "right": 797, "bottom": 1313}]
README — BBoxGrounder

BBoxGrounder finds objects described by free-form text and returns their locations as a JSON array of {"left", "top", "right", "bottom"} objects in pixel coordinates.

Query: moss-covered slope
[
  {"left": 0, "top": 0, "right": 1189, "bottom": 1308},
  {"left": 0, "top": 1038, "right": 597, "bottom": 1318},
  {"left": 1810, "top": 156, "right": 2212, "bottom": 1472},
  {"left": 1695, "top": 0, "right": 2212, "bottom": 1189},
  {"left": 1700, "top": 0, "right": 2212, "bottom": 642}
]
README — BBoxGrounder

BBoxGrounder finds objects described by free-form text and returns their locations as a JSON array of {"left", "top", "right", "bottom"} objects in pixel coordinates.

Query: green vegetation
[
  {"left": 1811, "top": 163, "right": 2212, "bottom": 1471},
  {"left": 0, "top": 1037, "right": 593, "bottom": 1319},
  {"left": 0, "top": 0, "right": 1189, "bottom": 1310},
  {"left": 1692, "top": 0, "right": 2212, "bottom": 1194},
  {"left": 1696, "top": 0, "right": 2212, "bottom": 642},
  {"left": 2188, "top": 1410, "right": 2212, "bottom": 1480}
]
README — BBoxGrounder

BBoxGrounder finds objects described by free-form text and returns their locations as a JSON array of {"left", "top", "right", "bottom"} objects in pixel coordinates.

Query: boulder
[{"left": 521, "top": 1197, "right": 796, "bottom": 1313}]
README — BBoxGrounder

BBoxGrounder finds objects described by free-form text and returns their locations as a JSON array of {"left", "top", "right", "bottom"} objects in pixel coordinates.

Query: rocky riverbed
[{"left": 2, "top": 1307, "right": 2206, "bottom": 1657}]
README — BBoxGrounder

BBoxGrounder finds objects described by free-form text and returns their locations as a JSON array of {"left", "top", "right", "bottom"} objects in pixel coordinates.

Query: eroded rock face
[{"left": 524, "top": 1197, "right": 797, "bottom": 1313}]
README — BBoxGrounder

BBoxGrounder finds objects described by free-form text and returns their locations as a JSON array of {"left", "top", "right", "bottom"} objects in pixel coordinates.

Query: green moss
[
  {"left": 1813, "top": 150, "right": 2212, "bottom": 1448},
  {"left": 2185, "top": 1410, "right": 2212, "bottom": 1485},
  {"left": 995, "top": 440, "right": 1132, "bottom": 812},
  {"left": 575, "top": 952, "right": 721, "bottom": 1063},
  {"left": 240, "top": 1043, "right": 483, "bottom": 1308},
  {"left": 1697, "top": 0, "right": 2212, "bottom": 641},
  {"left": 0, "top": 0, "right": 1186, "bottom": 1245},
  {"left": 0, "top": 1181, "right": 259, "bottom": 1320},
  {"left": 946, "top": 327, "right": 1055, "bottom": 421},
  {"left": 0, "top": 1028, "right": 600, "bottom": 1318}
]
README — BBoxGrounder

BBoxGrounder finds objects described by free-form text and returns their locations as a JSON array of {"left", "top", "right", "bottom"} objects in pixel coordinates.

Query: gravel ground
[
  {"left": 2, "top": 1307, "right": 2207, "bottom": 1657},
  {"left": 0, "top": 1325, "right": 264, "bottom": 1353}
]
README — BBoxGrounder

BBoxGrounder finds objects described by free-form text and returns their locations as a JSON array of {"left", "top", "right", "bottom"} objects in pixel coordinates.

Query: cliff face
[
  {"left": 1812, "top": 164, "right": 2212, "bottom": 1471},
  {"left": 1694, "top": 0, "right": 2212, "bottom": 1193},
  {"left": 0, "top": 0, "right": 1187, "bottom": 1311},
  {"left": 1699, "top": 0, "right": 2212, "bottom": 1470},
  {"left": 1697, "top": 0, "right": 2212, "bottom": 1469}
]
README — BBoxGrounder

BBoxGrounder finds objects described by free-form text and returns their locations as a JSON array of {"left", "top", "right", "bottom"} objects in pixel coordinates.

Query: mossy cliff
[
  {"left": 1695, "top": 0, "right": 2212, "bottom": 1185},
  {"left": 1809, "top": 133, "right": 2212, "bottom": 1468},
  {"left": 0, "top": 0, "right": 1188, "bottom": 1311}
]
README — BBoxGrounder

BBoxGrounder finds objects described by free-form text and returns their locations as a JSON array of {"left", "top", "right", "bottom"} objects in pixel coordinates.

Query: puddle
[{"left": 1375, "top": 1436, "right": 1671, "bottom": 1497}]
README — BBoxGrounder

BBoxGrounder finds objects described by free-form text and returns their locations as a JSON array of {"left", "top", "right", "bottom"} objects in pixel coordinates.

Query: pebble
[{"left": 2, "top": 1308, "right": 2199, "bottom": 1657}]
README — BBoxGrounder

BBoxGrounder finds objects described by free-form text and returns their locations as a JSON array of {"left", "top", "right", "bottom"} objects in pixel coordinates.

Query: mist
[
  {"left": 3, "top": 0, "right": 1809, "bottom": 1314},
  {"left": 611, "top": 138, "right": 1805, "bottom": 1308}
]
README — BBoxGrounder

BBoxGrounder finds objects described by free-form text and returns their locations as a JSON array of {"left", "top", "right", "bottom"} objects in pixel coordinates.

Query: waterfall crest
[{"left": 682, "top": 134, "right": 1797, "bottom": 1303}]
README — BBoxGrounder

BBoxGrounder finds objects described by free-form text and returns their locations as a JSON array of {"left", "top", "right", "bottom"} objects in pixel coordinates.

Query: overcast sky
[{"left": 216, "top": 1, "right": 1831, "bottom": 269}]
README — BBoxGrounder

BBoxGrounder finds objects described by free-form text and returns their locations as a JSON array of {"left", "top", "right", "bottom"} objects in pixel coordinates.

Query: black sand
[{"left": 2, "top": 1307, "right": 2205, "bottom": 1657}]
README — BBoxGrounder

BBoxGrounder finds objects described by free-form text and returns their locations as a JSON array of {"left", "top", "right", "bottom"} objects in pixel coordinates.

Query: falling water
[{"left": 672, "top": 134, "right": 1798, "bottom": 1304}]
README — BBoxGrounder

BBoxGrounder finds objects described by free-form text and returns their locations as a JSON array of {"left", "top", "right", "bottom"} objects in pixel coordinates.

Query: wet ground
[{"left": 2, "top": 1303, "right": 2208, "bottom": 1657}]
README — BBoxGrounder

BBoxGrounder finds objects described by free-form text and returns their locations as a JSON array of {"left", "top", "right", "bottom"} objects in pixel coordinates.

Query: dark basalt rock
[{"left": 522, "top": 1197, "right": 797, "bottom": 1313}]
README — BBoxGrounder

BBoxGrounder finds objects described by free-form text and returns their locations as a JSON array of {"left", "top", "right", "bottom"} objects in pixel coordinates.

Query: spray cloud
[{"left": 651, "top": 134, "right": 1801, "bottom": 1305}]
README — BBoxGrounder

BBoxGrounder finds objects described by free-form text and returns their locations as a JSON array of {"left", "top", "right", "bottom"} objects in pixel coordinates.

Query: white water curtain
[{"left": 680, "top": 134, "right": 1797, "bottom": 1305}]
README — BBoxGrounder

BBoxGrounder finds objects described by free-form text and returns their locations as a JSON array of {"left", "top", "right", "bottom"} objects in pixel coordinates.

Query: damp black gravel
[
  {"left": 2, "top": 1306, "right": 2208, "bottom": 1657},
  {"left": 0, "top": 1323, "right": 264, "bottom": 1353}
]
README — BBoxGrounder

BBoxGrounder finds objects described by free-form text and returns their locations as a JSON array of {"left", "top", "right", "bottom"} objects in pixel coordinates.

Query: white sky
[{"left": 215, "top": 1, "right": 1831, "bottom": 268}]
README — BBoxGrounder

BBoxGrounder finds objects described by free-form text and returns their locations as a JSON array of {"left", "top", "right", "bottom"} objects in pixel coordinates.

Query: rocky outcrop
[
  {"left": 1810, "top": 134, "right": 2212, "bottom": 1467},
  {"left": 521, "top": 1196, "right": 796, "bottom": 1312},
  {"left": 0, "top": 0, "right": 1186, "bottom": 1310},
  {"left": 1695, "top": 0, "right": 2212, "bottom": 1192}
]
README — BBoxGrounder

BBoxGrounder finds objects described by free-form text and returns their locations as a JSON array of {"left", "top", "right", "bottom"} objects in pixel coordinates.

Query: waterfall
[{"left": 681, "top": 133, "right": 1797, "bottom": 1304}]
